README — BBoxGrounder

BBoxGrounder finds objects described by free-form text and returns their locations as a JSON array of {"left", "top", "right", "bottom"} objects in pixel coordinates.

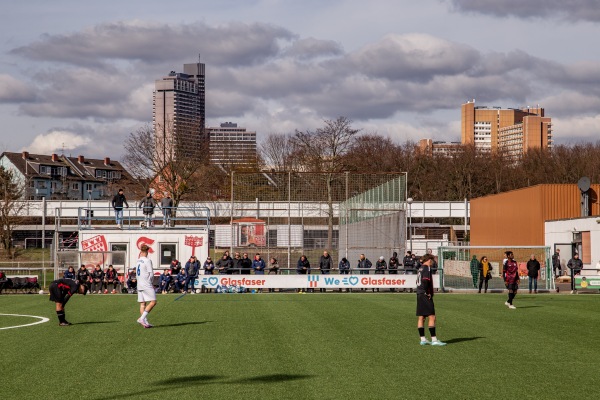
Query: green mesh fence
[{"left": 438, "top": 245, "right": 553, "bottom": 292}]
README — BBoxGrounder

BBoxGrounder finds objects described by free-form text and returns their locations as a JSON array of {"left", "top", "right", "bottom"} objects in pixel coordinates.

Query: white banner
[{"left": 196, "top": 274, "right": 441, "bottom": 289}]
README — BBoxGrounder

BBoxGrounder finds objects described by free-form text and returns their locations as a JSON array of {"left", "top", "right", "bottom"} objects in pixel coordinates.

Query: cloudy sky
[{"left": 1, "top": 0, "right": 599, "bottom": 159}]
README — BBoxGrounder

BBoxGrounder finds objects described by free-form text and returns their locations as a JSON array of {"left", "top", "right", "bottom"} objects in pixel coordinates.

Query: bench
[{"left": 0, "top": 275, "right": 41, "bottom": 294}]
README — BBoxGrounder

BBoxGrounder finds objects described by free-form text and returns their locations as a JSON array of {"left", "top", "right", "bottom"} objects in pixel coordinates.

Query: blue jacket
[
  {"left": 338, "top": 260, "right": 350, "bottom": 270},
  {"left": 252, "top": 258, "right": 266, "bottom": 273},
  {"left": 159, "top": 273, "right": 171, "bottom": 286},
  {"left": 176, "top": 271, "right": 187, "bottom": 283},
  {"left": 64, "top": 270, "right": 76, "bottom": 280},
  {"left": 185, "top": 261, "right": 200, "bottom": 278},
  {"left": 203, "top": 261, "right": 215, "bottom": 275}
]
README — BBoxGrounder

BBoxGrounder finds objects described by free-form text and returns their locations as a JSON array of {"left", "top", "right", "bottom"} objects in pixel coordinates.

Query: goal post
[{"left": 437, "top": 245, "right": 553, "bottom": 292}]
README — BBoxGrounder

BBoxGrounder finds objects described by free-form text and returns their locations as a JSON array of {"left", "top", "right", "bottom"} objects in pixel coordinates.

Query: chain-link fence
[{"left": 221, "top": 172, "right": 407, "bottom": 270}]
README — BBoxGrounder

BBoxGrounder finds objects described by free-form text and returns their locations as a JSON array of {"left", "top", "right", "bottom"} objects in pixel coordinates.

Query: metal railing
[{"left": 53, "top": 206, "right": 210, "bottom": 230}]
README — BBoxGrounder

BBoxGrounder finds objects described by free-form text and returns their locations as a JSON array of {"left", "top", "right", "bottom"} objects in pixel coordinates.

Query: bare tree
[
  {"left": 0, "top": 166, "right": 25, "bottom": 258},
  {"left": 291, "top": 117, "right": 360, "bottom": 249},
  {"left": 122, "top": 124, "right": 214, "bottom": 210},
  {"left": 259, "top": 133, "right": 295, "bottom": 172}
]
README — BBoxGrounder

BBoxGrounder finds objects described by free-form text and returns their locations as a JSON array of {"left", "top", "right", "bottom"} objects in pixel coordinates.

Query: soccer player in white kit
[{"left": 136, "top": 244, "right": 157, "bottom": 328}]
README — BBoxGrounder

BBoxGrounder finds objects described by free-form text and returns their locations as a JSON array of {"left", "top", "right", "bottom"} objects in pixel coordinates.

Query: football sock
[
  {"left": 508, "top": 292, "right": 515, "bottom": 304},
  {"left": 57, "top": 311, "right": 66, "bottom": 323},
  {"left": 418, "top": 327, "right": 425, "bottom": 340},
  {"left": 141, "top": 311, "right": 149, "bottom": 320},
  {"left": 429, "top": 327, "right": 436, "bottom": 339}
]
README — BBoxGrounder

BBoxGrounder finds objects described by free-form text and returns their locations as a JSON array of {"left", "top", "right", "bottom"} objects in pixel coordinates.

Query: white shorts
[{"left": 137, "top": 289, "right": 156, "bottom": 303}]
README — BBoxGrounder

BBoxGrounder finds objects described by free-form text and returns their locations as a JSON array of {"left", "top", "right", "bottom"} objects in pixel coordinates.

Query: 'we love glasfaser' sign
[{"left": 198, "top": 275, "right": 440, "bottom": 289}]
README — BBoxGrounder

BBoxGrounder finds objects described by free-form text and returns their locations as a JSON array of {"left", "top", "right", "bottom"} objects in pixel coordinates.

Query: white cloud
[{"left": 26, "top": 130, "right": 92, "bottom": 155}]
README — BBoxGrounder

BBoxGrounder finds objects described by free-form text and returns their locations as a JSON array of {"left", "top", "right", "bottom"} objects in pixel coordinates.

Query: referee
[
  {"left": 416, "top": 254, "right": 446, "bottom": 346},
  {"left": 49, "top": 278, "right": 86, "bottom": 326}
]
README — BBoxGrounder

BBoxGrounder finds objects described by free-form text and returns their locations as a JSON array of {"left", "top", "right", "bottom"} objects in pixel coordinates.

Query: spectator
[
  {"left": 526, "top": 254, "right": 540, "bottom": 294},
  {"left": 552, "top": 248, "right": 562, "bottom": 278},
  {"left": 76, "top": 265, "right": 90, "bottom": 291},
  {"left": 159, "top": 269, "right": 172, "bottom": 294},
  {"left": 567, "top": 253, "right": 583, "bottom": 292},
  {"left": 203, "top": 257, "right": 215, "bottom": 275},
  {"left": 478, "top": 256, "right": 493, "bottom": 293},
  {"left": 64, "top": 266, "right": 76, "bottom": 280},
  {"left": 296, "top": 255, "right": 310, "bottom": 293},
  {"left": 170, "top": 259, "right": 182, "bottom": 276},
  {"left": 240, "top": 253, "right": 252, "bottom": 275},
  {"left": 469, "top": 255, "right": 479, "bottom": 289},
  {"left": 184, "top": 256, "right": 200, "bottom": 293},
  {"left": 426, "top": 249, "right": 438, "bottom": 275},
  {"left": 268, "top": 257, "right": 279, "bottom": 292},
  {"left": 111, "top": 188, "right": 129, "bottom": 228},
  {"left": 357, "top": 254, "right": 372, "bottom": 275},
  {"left": 138, "top": 190, "right": 157, "bottom": 228},
  {"left": 318, "top": 251, "right": 333, "bottom": 292},
  {"left": 217, "top": 253, "right": 233, "bottom": 275},
  {"left": 357, "top": 254, "right": 372, "bottom": 292},
  {"left": 0, "top": 270, "right": 7, "bottom": 294},
  {"left": 268, "top": 257, "right": 279, "bottom": 275},
  {"left": 91, "top": 265, "right": 104, "bottom": 294},
  {"left": 297, "top": 255, "right": 310, "bottom": 274},
  {"left": 567, "top": 253, "right": 583, "bottom": 276},
  {"left": 403, "top": 251, "right": 415, "bottom": 274},
  {"left": 126, "top": 268, "right": 137, "bottom": 293},
  {"left": 388, "top": 252, "right": 400, "bottom": 275},
  {"left": 160, "top": 192, "right": 173, "bottom": 228},
  {"left": 374, "top": 256, "right": 387, "bottom": 292},
  {"left": 201, "top": 256, "right": 215, "bottom": 293},
  {"left": 174, "top": 268, "right": 187, "bottom": 293},
  {"left": 104, "top": 265, "right": 119, "bottom": 294},
  {"left": 338, "top": 257, "right": 351, "bottom": 292},
  {"left": 252, "top": 253, "right": 266, "bottom": 275},
  {"left": 375, "top": 256, "right": 387, "bottom": 274},
  {"left": 232, "top": 252, "right": 242, "bottom": 274}
]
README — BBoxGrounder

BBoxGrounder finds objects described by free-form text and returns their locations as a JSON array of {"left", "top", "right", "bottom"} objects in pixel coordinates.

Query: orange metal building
[{"left": 471, "top": 184, "right": 600, "bottom": 246}]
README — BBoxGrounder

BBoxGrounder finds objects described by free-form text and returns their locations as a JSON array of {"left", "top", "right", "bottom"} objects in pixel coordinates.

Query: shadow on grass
[
  {"left": 74, "top": 321, "right": 118, "bottom": 325},
  {"left": 515, "top": 306, "right": 541, "bottom": 309},
  {"left": 93, "top": 374, "right": 315, "bottom": 400},
  {"left": 154, "top": 320, "right": 212, "bottom": 328},
  {"left": 229, "top": 374, "right": 315, "bottom": 384},
  {"left": 154, "top": 375, "right": 222, "bottom": 385},
  {"left": 444, "top": 336, "right": 485, "bottom": 344}
]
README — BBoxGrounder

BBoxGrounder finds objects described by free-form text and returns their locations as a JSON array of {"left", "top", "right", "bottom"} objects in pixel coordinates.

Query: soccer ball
[
  {"left": 195, "top": 289, "right": 201, "bottom": 294},
  {"left": 38, "top": 290, "right": 44, "bottom": 295}
]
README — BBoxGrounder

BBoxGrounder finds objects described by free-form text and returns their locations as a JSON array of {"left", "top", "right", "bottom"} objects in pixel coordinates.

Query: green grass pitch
[{"left": 1, "top": 293, "right": 599, "bottom": 400}]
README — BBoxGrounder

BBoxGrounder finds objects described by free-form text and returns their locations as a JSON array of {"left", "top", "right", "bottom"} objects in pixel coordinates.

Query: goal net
[
  {"left": 55, "top": 250, "right": 129, "bottom": 277},
  {"left": 437, "top": 245, "right": 553, "bottom": 291}
]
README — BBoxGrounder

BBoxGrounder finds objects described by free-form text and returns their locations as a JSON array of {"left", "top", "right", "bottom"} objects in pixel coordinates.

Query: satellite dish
[{"left": 578, "top": 177, "right": 590, "bottom": 192}]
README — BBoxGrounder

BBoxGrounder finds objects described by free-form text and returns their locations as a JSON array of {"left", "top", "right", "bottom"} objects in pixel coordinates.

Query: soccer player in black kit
[
  {"left": 416, "top": 254, "right": 446, "bottom": 346},
  {"left": 49, "top": 278, "right": 86, "bottom": 326}
]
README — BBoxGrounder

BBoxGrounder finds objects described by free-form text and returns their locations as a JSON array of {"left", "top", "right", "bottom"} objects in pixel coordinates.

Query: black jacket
[
  {"left": 112, "top": 193, "right": 129, "bottom": 210},
  {"left": 297, "top": 258, "right": 310, "bottom": 274},
  {"left": 319, "top": 255, "right": 333, "bottom": 272},
  {"left": 526, "top": 259, "right": 540, "bottom": 278}
]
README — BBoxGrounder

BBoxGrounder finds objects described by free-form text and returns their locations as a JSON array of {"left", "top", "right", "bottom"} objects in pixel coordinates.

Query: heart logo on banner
[
  {"left": 349, "top": 276, "right": 359, "bottom": 286},
  {"left": 208, "top": 277, "right": 218, "bottom": 286}
]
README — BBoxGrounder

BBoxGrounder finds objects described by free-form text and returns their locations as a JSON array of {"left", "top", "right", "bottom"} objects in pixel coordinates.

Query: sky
[{"left": 1, "top": 0, "right": 599, "bottom": 159}]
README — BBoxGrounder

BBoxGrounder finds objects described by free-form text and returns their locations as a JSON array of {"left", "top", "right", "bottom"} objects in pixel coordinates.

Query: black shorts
[
  {"left": 506, "top": 283, "right": 519, "bottom": 292},
  {"left": 416, "top": 293, "right": 435, "bottom": 317},
  {"left": 49, "top": 283, "right": 67, "bottom": 304}
]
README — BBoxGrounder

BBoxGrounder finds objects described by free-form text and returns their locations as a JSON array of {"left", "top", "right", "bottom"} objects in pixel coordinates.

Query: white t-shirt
[{"left": 136, "top": 256, "right": 154, "bottom": 292}]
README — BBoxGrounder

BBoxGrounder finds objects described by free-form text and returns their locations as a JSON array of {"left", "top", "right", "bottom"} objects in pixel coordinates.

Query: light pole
[{"left": 407, "top": 197, "right": 413, "bottom": 252}]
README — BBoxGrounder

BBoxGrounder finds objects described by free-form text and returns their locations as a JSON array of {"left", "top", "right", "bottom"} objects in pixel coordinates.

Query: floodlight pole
[{"left": 407, "top": 197, "right": 413, "bottom": 252}]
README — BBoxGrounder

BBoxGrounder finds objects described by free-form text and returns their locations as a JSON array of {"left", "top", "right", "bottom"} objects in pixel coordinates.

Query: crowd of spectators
[{"left": 57, "top": 249, "right": 437, "bottom": 295}]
